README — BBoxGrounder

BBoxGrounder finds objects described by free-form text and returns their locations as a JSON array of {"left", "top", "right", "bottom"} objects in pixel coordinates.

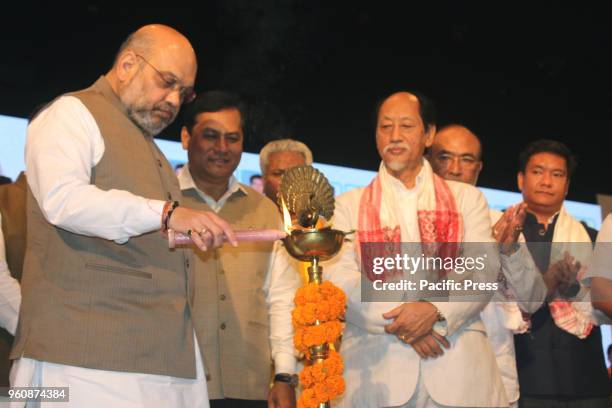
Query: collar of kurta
[
  {"left": 177, "top": 164, "right": 247, "bottom": 212},
  {"left": 523, "top": 211, "right": 560, "bottom": 244}
]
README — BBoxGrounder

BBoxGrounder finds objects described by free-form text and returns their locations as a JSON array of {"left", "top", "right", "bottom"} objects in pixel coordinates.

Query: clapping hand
[{"left": 493, "top": 203, "right": 527, "bottom": 255}]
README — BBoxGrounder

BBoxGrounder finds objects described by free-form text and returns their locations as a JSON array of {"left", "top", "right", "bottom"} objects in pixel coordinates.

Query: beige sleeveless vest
[{"left": 11, "top": 77, "right": 197, "bottom": 379}]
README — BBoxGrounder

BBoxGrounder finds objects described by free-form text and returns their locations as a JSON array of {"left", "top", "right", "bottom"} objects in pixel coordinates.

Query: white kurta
[
  {"left": 325, "top": 163, "right": 508, "bottom": 408},
  {"left": 10, "top": 95, "right": 209, "bottom": 408}
]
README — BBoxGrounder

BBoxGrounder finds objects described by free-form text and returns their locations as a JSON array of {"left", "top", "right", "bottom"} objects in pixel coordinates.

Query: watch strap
[{"left": 274, "top": 373, "right": 298, "bottom": 388}]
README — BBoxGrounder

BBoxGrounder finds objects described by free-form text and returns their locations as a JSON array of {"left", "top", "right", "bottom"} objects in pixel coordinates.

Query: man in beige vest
[
  {"left": 10, "top": 25, "right": 237, "bottom": 408},
  {"left": 179, "top": 92, "right": 300, "bottom": 408}
]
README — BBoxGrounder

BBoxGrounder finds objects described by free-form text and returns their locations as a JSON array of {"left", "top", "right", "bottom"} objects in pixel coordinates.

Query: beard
[
  {"left": 382, "top": 142, "right": 412, "bottom": 172},
  {"left": 119, "top": 74, "right": 178, "bottom": 136},
  {"left": 385, "top": 160, "right": 409, "bottom": 172},
  {"left": 126, "top": 102, "right": 177, "bottom": 136}
]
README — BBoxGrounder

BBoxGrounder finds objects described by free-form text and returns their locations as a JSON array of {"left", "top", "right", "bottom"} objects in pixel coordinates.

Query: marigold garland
[
  {"left": 299, "top": 350, "right": 344, "bottom": 388},
  {"left": 293, "top": 280, "right": 347, "bottom": 408},
  {"left": 294, "top": 321, "right": 344, "bottom": 353}
]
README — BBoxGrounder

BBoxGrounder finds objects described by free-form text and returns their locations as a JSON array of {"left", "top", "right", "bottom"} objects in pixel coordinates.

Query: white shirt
[
  {"left": 12, "top": 93, "right": 209, "bottom": 408},
  {"left": 0, "top": 213, "right": 21, "bottom": 335},
  {"left": 177, "top": 165, "right": 245, "bottom": 213}
]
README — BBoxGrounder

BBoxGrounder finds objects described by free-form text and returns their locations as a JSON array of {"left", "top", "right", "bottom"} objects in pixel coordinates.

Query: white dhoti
[{"left": 7, "top": 333, "right": 208, "bottom": 408}]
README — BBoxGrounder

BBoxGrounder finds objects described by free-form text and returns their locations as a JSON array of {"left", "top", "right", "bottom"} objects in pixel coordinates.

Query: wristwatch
[
  {"left": 434, "top": 306, "right": 446, "bottom": 322},
  {"left": 274, "top": 373, "right": 299, "bottom": 388}
]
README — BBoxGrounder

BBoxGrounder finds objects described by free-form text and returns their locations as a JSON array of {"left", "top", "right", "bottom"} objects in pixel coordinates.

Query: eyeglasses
[{"left": 135, "top": 54, "right": 196, "bottom": 104}]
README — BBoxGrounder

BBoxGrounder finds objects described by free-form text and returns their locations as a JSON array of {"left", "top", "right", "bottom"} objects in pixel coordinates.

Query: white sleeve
[
  {"left": 26, "top": 96, "right": 165, "bottom": 243},
  {"left": 500, "top": 245, "right": 547, "bottom": 313},
  {"left": 0, "top": 214, "right": 21, "bottom": 335},
  {"left": 264, "top": 241, "right": 302, "bottom": 374},
  {"left": 489, "top": 207, "right": 546, "bottom": 312}
]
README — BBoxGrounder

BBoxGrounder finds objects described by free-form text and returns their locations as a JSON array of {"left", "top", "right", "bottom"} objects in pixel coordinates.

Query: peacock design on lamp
[{"left": 279, "top": 165, "right": 352, "bottom": 408}]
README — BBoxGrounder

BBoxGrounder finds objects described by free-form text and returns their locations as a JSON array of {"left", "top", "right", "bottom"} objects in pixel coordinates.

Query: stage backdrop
[
  {"left": 1, "top": 114, "right": 603, "bottom": 229},
  {"left": 1, "top": 113, "right": 609, "bottom": 361}
]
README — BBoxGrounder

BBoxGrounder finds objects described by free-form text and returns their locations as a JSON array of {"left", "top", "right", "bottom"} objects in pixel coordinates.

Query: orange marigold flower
[
  {"left": 294, "top": 292, "right": 307, "bottom": 306},
  {"left": 293, "top": 304, "right": 317, "bottom": 326},
  {"left": 299, "top": 370, "right": 314, "bottom": 389},
  {"left": 293, "top": 279, "right": 347, "bottom": 403},
  {"left": 311, "top": 363, "right": 327, "bottom": 382},
  {"left": 302, "top": 303, "right": 317, "bottom": 324},
  {"left": 325, "top": 350, "right": 344, "bottom": 374},
  {"left": 325, "top": 375, "right": 346, "bottom": 397},
  {"left": 316, "top": 302, "right": 331, "bottom": 322},
  {"left": 313, "top": 382, "right": 329, "bottom": 402},
  {"left": 324, "top": 321, "right": 343, "bottom": 343},
  {"left": 298, "top": 388, "right": 318, "bottom": 408},
  {"left": 302, "top": 326, "right": 322, "bottom": 347}
]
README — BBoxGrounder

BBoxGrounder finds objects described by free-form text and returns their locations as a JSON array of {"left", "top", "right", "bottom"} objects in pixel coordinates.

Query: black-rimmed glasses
[{"left": 135, "top": 54, "right": 196, "bottom": 104}]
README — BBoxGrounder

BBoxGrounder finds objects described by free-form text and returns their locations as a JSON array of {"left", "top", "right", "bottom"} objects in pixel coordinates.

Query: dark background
[{"left": 1, "top": 2, "right": 610, "bottom": 203}]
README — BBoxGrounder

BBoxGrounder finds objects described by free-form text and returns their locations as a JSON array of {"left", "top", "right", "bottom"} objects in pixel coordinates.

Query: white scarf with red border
[{"left": 357, "top": 161, "right": 463, "bottom": 282}]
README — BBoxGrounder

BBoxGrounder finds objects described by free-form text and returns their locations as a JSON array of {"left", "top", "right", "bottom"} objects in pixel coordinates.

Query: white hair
[{"left": 259, "top": 139, "right": 313, "bottom": 174}]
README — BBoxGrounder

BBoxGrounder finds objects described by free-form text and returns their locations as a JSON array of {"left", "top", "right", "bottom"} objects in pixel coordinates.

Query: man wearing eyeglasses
[
  {"left": 427, "top": 125, "right": 550, "bottom": 408},
  {"left": 9, "top": 25, "right": 236, "bottom": 408},
  {"left": 426, "top": 124, "right": 483, "bottom": 186}
]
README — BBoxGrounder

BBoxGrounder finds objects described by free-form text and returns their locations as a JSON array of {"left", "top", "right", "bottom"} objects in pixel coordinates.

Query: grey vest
[{"left": 11, "top": 77, "right": 197, "bottom": 379}]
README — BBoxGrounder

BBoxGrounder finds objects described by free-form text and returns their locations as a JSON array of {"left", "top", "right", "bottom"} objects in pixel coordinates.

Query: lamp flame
[{"left": 281, "top": 197, "right": 293, "bottom": 234}]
